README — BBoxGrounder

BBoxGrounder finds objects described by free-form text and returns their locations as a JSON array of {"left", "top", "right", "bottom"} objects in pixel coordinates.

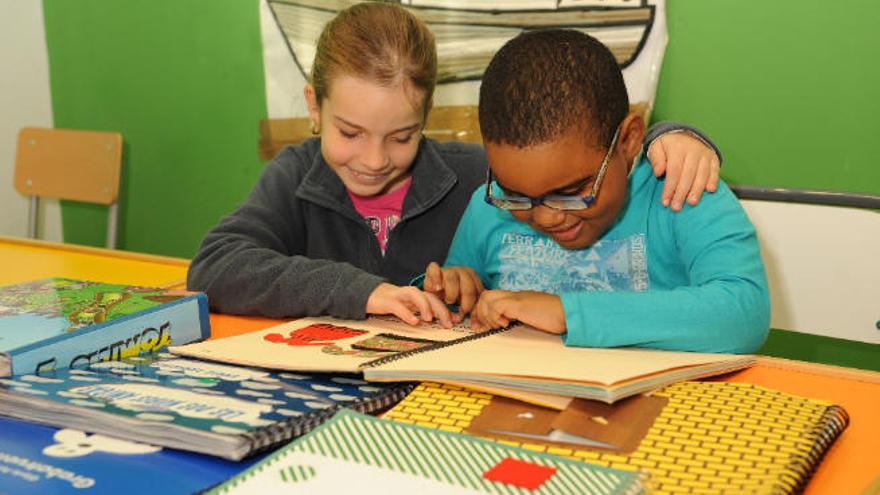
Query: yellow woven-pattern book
[{"left": 384, "top": 381, "right": 848, "bottom": 494}]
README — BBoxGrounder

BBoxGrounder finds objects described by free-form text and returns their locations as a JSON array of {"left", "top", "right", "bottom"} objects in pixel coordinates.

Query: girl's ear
[
  {"left": 304, "top": 84, "right": 321, "bottom": 133},
  {"left": 618, "top": 112, "right": 646, "bottom": 170}
]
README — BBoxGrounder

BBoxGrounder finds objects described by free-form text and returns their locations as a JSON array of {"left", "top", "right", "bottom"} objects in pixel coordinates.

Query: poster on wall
[{"left": 260, "top": 0, "right": 667, "bottom": 123}]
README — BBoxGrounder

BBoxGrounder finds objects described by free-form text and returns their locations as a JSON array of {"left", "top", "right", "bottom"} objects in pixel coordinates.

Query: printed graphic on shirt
[
  {"left": 497, "top": 232, "right": 648, "bottom": 294},
  {"left": 365, "top": 216, "right": 381, "bottom": 237},
  {"left": 363, "top": 214, "right": 401, "bottom": 255}
]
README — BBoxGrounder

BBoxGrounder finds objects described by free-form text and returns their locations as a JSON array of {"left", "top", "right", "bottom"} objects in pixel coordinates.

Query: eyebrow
[
  {"left": 333, "top": 116, "right": 421, "bottom": 135},
  {"left": 496, "top": 175, "right": 594, "bottom": 197}
]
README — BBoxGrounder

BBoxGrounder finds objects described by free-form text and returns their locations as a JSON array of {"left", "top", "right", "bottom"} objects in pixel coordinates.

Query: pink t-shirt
[{"left": 347, "top": 177, "right": 412, "bottom": 254}]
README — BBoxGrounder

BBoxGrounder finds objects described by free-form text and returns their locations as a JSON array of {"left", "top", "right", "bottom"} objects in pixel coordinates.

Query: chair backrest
[
  {"left": 257, "top": 105, "right": 484, "bottom": 161},
  {"left": 14, "top": 127, "right": 123, "bottom": 248},
  {"left": 734, "top": 186, "right": 880, "bottom": 345}
]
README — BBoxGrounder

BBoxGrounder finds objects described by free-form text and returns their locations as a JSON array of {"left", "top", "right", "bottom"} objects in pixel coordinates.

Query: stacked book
[{"left": 0, "top": 281, "right": 849, "bottom": 494}]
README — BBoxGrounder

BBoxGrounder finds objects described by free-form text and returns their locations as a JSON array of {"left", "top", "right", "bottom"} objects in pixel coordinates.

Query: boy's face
[
  {"left": 485, "top": 127, "right": 630, "bottom": 250},
  {"left": 305, "top": 75, "right": 426, "bottom": 197}
]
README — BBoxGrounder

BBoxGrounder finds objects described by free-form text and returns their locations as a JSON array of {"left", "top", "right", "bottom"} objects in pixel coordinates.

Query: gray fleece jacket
[{"left": 187, "top": 137, "right": 486, "bottom": 319}]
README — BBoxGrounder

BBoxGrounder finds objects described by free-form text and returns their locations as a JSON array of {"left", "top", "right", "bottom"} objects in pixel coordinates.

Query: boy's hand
[
  {"left": 424, "top": 262, "right": 484, "bottom": 321},
  {"left": 366, "top": 283, "right": 453, "bottom": 328},
  {"left": 470, "top": 290, "right": 566, "bottom": 335},
  {"left": 647, "top": 131, "right": 720, "bottom": 211}
]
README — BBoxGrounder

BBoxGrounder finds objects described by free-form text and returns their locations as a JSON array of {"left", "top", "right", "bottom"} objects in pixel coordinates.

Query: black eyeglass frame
[{"left": 484, "top": 126, "right": 621, "bottom": 211}]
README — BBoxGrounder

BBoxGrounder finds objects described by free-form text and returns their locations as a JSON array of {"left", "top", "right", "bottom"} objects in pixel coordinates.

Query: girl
[{"left": 187, "top": 2, "right": 721, "bottom": 327}]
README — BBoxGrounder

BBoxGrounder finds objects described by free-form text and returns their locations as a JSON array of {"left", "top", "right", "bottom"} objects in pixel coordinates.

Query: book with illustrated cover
[
  {"left": 0, "top": 415, "right": 264, "bottom": 495},
  {"left": 171, "top": 316, "right": 754, "bottom": 403},
  {"left": 0, "top": 353, "right": 412, "bottom": 461},
  {"left": 204, "top": 409, "right": 645, "bottom": 495},
  {"left": 384, "top": 381, "right": 849, "bottom": 495},
  {"left": 0, "top": 278, "right": 210, "bottom": 377}
]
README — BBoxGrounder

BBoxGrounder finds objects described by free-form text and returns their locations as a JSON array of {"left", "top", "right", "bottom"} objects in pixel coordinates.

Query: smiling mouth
[
  {"left": 347, "top": 168, "right": 391, "bottom": 183},
  {"left": 545, "top": 222, "right": 583, "bottom": 242}
]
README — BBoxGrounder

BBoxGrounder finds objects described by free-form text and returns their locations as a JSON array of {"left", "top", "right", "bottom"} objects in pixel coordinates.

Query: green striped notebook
[{"left": 206, "top": 409, "right": 644, "bottom": 494}]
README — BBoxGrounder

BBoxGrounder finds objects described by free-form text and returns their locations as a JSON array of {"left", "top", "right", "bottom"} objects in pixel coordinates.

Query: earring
[{"left": 310, "top": 121, "right": 320, "bottom": 135}]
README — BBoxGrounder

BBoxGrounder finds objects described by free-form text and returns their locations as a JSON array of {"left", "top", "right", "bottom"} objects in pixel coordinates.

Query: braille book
[
  {"left": 204, "top": 409, "right": 645, "bottom": 495},
  {"left": 171, "top": 316, "right": 754, "bottom": 403},
  {"left": 0, "top": 415, "right": 265, "bottom": 494},
  {"left": 384, "top": 381, "right": 848, "bottom": 495},
  {"left": 0, "top": 277, "right": 209, "bottom": 377},
  {"left": 0, "top": 353, "right": 411, "bottom": 461}
]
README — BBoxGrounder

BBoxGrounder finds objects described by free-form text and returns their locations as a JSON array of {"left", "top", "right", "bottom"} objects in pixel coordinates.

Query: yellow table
[{"left": 0, "top": 235, "right": 188, "bottom": 287}]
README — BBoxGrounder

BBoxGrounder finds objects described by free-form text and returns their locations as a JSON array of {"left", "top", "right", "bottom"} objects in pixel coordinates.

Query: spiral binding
[
  {"left": 782, "top": 405, "right": 850, "bottom": 494},
  {"left": 239, "top": 382, "right": 416, "bottom": 456},
  {"left": 358, "top": 326, "right": 511, "bottom": 369}
]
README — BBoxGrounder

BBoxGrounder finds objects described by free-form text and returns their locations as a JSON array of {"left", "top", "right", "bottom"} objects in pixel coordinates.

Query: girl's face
[{"left": 306, "top": 75, "right": 426, "bottom": 197}]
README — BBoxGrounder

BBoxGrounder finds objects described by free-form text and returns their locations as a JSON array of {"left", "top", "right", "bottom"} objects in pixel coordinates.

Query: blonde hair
[{"left": 310, "top": 2, "right": 437, "bottom": 117}]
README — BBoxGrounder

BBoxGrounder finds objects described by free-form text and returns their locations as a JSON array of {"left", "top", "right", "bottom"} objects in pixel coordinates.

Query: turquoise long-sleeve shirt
[{"left": 444, "top": 155, "right": 769, "bottom": 353}]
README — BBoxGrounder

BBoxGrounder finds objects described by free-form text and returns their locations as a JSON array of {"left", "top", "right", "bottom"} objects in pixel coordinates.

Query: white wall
[
  {"left": 741, "top": 200, "right": 880, "bottom": 345},
  {"left": 0, "top": 0, "right": 61, "bottom": 241}
]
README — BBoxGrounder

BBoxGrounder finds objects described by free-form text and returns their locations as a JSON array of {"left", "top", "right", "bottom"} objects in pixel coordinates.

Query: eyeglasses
[{"left": 484, "top": 127, "right": 620, "bottom": 211}]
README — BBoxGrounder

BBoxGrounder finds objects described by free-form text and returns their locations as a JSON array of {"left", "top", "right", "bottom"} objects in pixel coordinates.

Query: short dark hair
[{"left": 479, "top": 29, "right": 628, "bottom": 149}]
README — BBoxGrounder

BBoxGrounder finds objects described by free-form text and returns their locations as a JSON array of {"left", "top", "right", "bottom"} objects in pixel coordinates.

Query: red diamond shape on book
[{"left": 482, "top": 457, "right": 557, "bottom": 490}]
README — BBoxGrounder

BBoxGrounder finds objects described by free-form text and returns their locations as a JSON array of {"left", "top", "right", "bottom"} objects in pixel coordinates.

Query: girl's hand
[
  {"left": 366, "top": 283, "right": 453, "bottom": 328},
  {"left": 424, "top": 262, "right": 484, "bottom": 321},
  {"left": 647, "top": 131, "right": 720, "bottom": 211},
  {"left": 470, "top": 290, "right": 566, "bottom": 335}
]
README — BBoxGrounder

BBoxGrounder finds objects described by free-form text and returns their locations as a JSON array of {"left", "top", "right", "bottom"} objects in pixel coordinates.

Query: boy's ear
[
  {"left": 304, "top": 84, "right": 321, "bottom": 131},
  {"left": 618, "top": 112, "right": 646, "bottom": 169}
]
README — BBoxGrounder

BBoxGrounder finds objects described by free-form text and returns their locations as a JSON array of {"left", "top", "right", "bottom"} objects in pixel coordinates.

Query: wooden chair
[
  {"left": 14, "top": 127, "right": 123, "bottom": 249},
  {"left": 733, "top": 185, "right": 880, "bottom": 367},
  {"left": 258, "top": 105, "right": 483, "bottom": 161}
]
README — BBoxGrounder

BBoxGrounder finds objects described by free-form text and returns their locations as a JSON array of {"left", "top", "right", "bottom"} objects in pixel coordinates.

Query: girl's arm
[{"left": 186, "top": 150, "right": 384, "bottom": 320}]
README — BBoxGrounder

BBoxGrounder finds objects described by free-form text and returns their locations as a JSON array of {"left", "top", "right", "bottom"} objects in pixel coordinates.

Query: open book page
[
  {"left": 364, "top": 325, "right": 754, "bottom": 402},
  {"left": 441, "top": 380, "right": 574, "bottom": 411},
  {"left": 169, "top": 316, "right": 475, "bottom": 373}
]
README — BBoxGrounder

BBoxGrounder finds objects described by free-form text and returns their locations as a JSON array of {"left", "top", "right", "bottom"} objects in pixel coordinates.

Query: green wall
[
  {"left": 653, "top": 1, "right": 880, "bottom": 194},
  {"left": 42, "top": 0, "right": 267, "bottom": 257}
]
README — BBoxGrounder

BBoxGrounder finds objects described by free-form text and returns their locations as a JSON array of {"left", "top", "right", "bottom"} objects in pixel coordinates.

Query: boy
[{"left": 425, "top": 30, "right": 769, "bottom": 353}]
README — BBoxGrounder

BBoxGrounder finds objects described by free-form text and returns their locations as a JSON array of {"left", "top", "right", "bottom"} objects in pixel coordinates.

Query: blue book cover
[
  {"left": 0, "top": 415, "right": 263, "bottom": 495},
  {"left": 0, "top": 353, "right": 412, "bottom": 461},
  {"left": 0, "top": 278, "right": 210, "bottom": 377}
]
